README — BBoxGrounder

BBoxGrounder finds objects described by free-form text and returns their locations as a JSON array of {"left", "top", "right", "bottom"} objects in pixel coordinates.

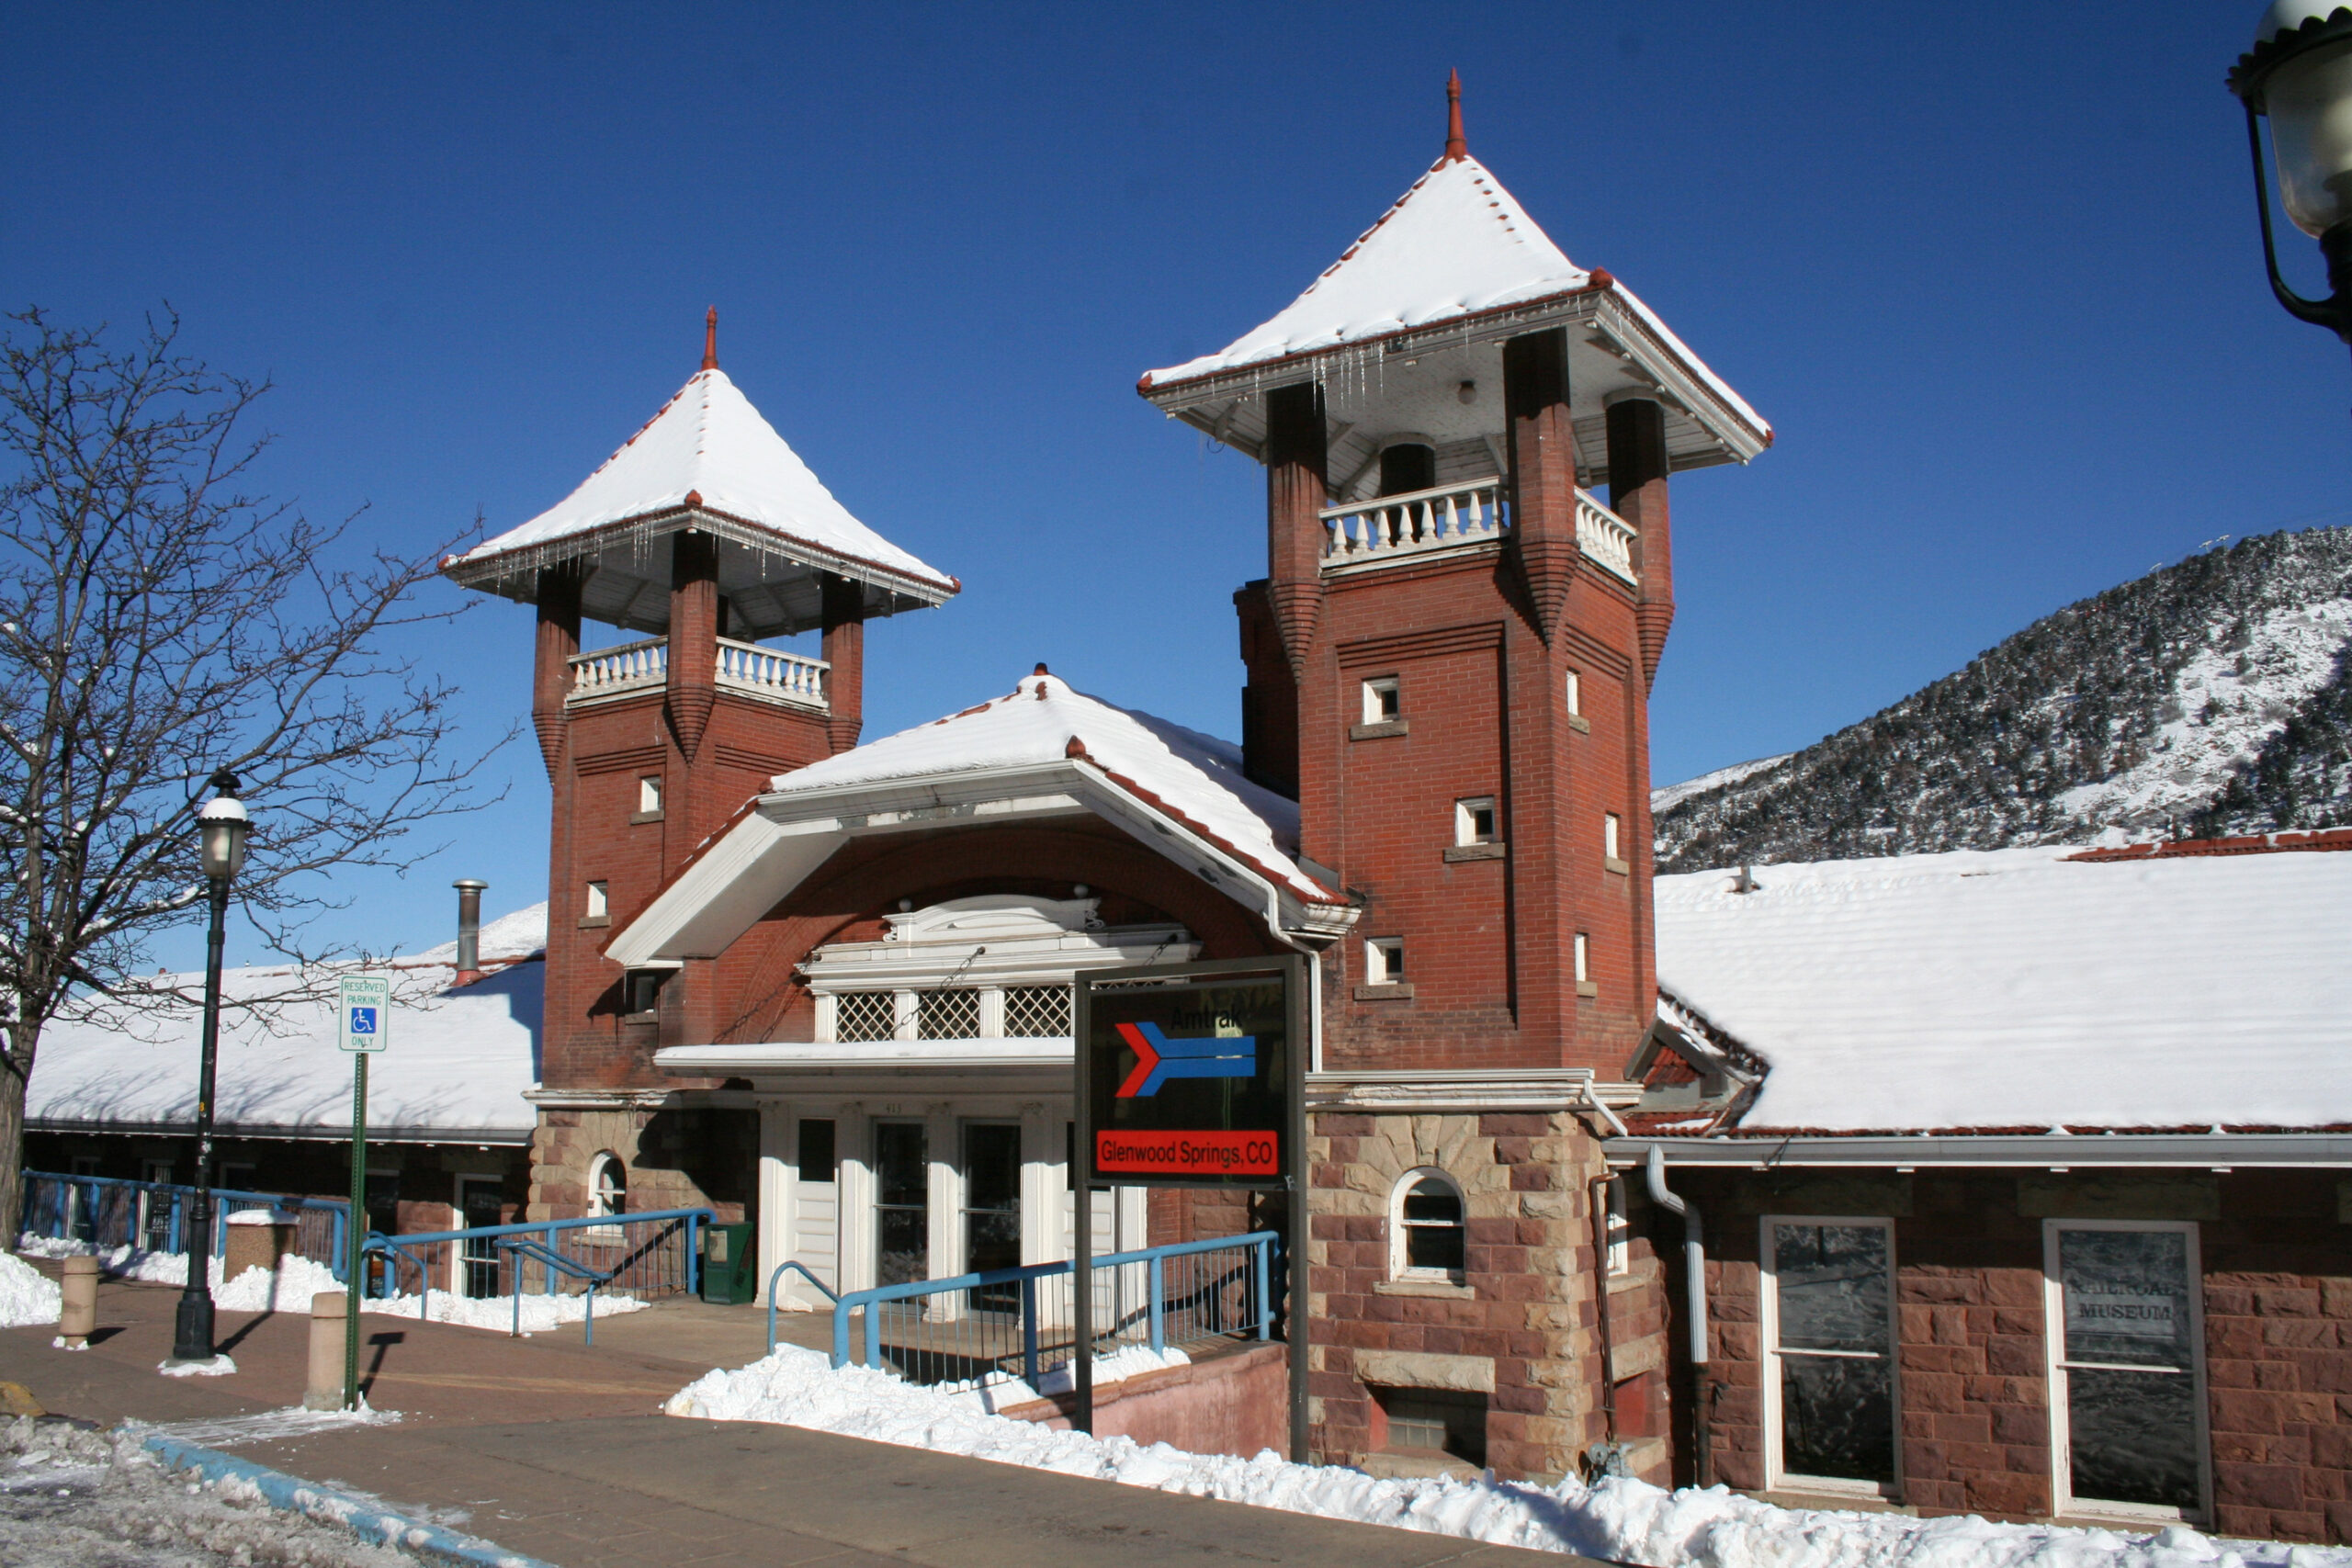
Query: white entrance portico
[{"left": 655, "top": 895, "right": 1198, "bottom": 1308}]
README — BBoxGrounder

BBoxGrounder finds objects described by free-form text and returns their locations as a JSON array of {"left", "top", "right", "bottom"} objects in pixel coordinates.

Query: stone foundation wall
[
  {"left": 527, "top": 1103, "right": 758, "bottom": 1224},
  {"left": 1307, "top": 1107, "right": 1629, "bottom": 1483}
]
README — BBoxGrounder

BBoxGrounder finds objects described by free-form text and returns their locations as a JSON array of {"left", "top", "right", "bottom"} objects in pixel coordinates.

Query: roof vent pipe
[
  {"left": 1645, "top": 1144, "right": 1713, "bottom": 1485},
  {"left": 452, "top": 879, "right": 488, "bottom": 986}
]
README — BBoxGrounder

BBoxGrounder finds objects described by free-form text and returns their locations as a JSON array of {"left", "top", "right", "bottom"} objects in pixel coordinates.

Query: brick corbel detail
[
  {"left": 1264, "top": 381, "right": 1329, "bottom": 680},
  {"left": 531, "top": 563, "right": 587, "bottom": 780},
  {"left": 1504, "top": 328, "right": 1578, "bottom": 646},
  {"left": 665, "top": 525, "right": 719, "bottom": 762},
  {"left": 1606, "top": 394, "right": 1674, "bottom": 691}
]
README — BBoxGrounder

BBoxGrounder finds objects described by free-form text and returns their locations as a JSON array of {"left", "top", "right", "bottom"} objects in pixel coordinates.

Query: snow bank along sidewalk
[
  {"left": 16, "top": 1241, "right": 648, "bottom": 1335},
  {"left": 666, "top": 1346, "right": 2352, "bottom": 1568},
  {"left": 0, "top": 1413, "right": 427, "bottom": 1568},
  {"left": 0, "top": 1254, "right": 62, "bottom": 1329}
]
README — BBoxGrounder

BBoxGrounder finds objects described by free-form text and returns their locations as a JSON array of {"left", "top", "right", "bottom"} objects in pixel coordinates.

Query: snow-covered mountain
[{"left": 1654, "top": 526, "right": 2352, "bottom": 873}]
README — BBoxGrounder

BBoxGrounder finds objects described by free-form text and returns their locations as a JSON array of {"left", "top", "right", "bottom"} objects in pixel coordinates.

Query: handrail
[
  {"left": 497, "top": 1235, "right": 615, "bottom": 1343},
  {"left": 23, "top": 1171, "right": 350, "bottom": 1280},
  {"left": 366, "top": 1206, "right": 712, "bottom": 1247},
  {"left": 763, "top": 1260, "right": 842, "bottom": 1353},
  {"left": 827, "top": 1230, "right": 1279, "bottom": 1376}
]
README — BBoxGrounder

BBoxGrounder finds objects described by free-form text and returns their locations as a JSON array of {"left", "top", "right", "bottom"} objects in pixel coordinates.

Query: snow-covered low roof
[
  {"left": 769, "top": 671, "right": 1329, "bottom": 904},
  {"left": 30, "top": 905, "right": 548, "bottom": 1141},
  {"left": 441, "top": 364, "right": 956, "bottom": 637},
  {"left": 1655, "top": 847, "right": 2352, "bottom": 1134},
  {"left": 605, "top": 670, "right": 1353, "bottom": 971}
]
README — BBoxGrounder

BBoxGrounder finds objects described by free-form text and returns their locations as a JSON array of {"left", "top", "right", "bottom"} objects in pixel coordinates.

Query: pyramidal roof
[
  {"left": 1143, "top": 150, "right": 1590, "bottom": 389},
  {"left": 445, "top": 354, "right": 955, "bottom": 605}
]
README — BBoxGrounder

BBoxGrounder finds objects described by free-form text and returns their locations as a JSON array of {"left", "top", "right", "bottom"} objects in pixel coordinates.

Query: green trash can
[{"left": 699, "top": 1221, "right": 757, "bottom": 1305}]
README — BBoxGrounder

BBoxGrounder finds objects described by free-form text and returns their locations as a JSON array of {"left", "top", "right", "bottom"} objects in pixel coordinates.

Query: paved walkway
[{"left": 0, "top": 1269, "right": 1594, "bottom": 1568}]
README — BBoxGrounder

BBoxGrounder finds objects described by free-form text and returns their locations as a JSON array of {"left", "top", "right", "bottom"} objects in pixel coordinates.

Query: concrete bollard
[
  {"left": 304, "top": 1292, "right": 348, "bottom": 1411},
  {"left": 57, "top": 1256, "right": 97, "bottom": 1348}
]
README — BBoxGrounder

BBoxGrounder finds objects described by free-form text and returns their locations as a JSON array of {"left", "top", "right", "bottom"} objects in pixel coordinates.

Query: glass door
[
  {"left": 1764, "top": 1217, "right": 1899, "bottom": 1495},
  {"left": 2046, "top": 1221, "right": 2208, "bottom": 1520},
  {"left": 963, "top": 1123, "right": 1022, "bottom": 1312},
  {"left": 874, "top": 1122, "right": 929, "bottom": 1288}
]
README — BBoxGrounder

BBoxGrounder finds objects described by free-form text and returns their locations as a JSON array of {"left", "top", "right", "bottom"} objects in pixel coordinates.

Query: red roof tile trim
[{"left": 2064, "top": 828, "right": 2352, "bottom": 863}]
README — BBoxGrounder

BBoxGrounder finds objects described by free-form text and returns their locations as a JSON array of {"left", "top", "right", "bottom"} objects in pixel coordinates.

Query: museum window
[
  {"left": 1761, "top": 1215, "right": 1899, "bottom": 1498},
  {"left": 1390, "top": 1168, "right": 1466, "bottom": 1280},
  {"left": 2044, "top": 1219, "right": 2210, "bottom": 1523}
]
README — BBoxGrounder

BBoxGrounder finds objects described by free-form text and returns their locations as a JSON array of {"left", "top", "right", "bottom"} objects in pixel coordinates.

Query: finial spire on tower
[
  {"left": 702, "top": 307, "right": 718, "bottom": 371},
  {"left": 1444, "top": 70, "right": 1465, "bottom": 162}
]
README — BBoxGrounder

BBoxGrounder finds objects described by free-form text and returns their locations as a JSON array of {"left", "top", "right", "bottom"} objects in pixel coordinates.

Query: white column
[
  {"left": 754, "top": 1098, "right": 795, "bottom": 1309},
  {"left": 926, "top": 1100, "right": 959, "bottom": 1297},
  {"left": 1018, "top": 1100, "right": 1058, "bottom": 1266},
  {"left": 834, "top": 1101, "right": 873, "bottom": 1293}
]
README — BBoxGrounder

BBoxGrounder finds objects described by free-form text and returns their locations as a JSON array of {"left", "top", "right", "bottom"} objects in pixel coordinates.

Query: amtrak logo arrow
[{"left": 1114, "top": 1021, "right": 1258, "bottom": 1097}]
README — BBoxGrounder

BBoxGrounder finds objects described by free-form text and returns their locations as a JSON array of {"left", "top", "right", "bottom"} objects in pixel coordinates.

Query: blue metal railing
[
  {"left": 362, "top": 1207, "right": 712, "bottom": 1325},
  {"left": 21, "top": 1171, "right": 349, "bottom": 1279},
  {"left": 782, "top": 1230, "right": 1279, "bottom": 1397}
]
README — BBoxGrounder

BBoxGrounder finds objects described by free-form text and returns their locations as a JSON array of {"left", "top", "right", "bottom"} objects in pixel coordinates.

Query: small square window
[
  {"left": 1604, "top": 812, "right": 1623, "bottom": 862},
  {"left": 1564, "top": 669, "right": 1582, "bottom": 716},
  {"left": 1454, "top": 797, "right": 1497, "bottom": 846},
  {"left": 584, "top": 880, "right": 608, "bottom": 919},
  {"left": 1363, "top": 677, "right": 1401, "bottom": 724},
  {"left": 1574, "top": 931, "right": 1590, "bottom": 984},
  {"left": 639, "top": 775, "right": 663, "bottom": 814},
  {"left": 625, "top": 969, "right": 668, "bottom": 1015},
  {"left": 1366, "top": 937, "right": 1406, "bottom": 985}
]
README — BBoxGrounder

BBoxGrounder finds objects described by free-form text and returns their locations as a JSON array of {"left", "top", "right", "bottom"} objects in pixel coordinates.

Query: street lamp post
[
  {"left": 170, "top": 771, "right": 251, "bottom": 1365},
  {"left": 2230, "top": 3, "right": 2352, "bottom": 356}
]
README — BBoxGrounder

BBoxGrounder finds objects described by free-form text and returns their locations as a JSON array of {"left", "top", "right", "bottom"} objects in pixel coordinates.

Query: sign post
[
  {"left": 1074, "top": 955, "right": 1306, "bottom": 1459},
  {"left": 335, "top": 976, "right": 389, "bottom": 1410}
]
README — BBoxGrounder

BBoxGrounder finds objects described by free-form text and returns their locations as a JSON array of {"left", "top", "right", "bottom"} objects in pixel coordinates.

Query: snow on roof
[
  {"left": 1145, "top": 155, "right": 1586, "bottom": 387},
  {"left": 30, "top": 907, "right": 547, "bottom": 1138},
  {"left": 768, "top": 671, "right": 1337, "bottom": 905},
  {"left": 1655, "top": 846, "right": 2352, "bottom": 1133},
  {"left": 444, "top": 367, "right": 954, "bottom": 597}
]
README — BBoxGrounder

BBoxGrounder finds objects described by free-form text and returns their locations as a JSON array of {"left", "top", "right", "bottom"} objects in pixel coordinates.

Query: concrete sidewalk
[{"left": 0, "top": 1272, "right": 1599, "bottom": 1568}]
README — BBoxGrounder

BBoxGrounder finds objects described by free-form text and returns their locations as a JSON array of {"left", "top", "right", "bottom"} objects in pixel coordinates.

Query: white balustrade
[
  {"left": 1321, "top": 477, "right": 1507, "bottom": 565},
  {"left": 716, "top": 637, "right": 829, "bottom": 710},
  {"left": 567, "top": 637, "right": 667, "bottom": 704},
  {"left": 1574, "top": 489, "right": 1640, "bottom": 586}
]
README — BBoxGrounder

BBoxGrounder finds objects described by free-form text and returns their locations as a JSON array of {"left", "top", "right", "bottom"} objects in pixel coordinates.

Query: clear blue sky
[{"left": 4, "top": 2, "right": 2344, "bottom": 967}]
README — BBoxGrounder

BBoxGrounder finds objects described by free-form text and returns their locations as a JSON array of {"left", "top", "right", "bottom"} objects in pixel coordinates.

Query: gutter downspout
[{"left": 1645, "top": 1144, "right": 1713, "bottom": 1487}]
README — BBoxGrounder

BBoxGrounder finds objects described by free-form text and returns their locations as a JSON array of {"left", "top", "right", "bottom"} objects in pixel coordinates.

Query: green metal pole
[{"left": 345, "top": 1051, "right": 367, "bottom": 1409}]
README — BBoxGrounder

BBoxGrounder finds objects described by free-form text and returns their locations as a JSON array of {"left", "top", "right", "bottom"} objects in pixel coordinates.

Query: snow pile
[
  {"left": 2057, "top": 595, "right": 2352, "bottom": 829},
  {"left": 157, "top": 1356, "right": 236, "bottom": 1378},
  {"left": 26, "top": 1245, "right": 645, "bottom": 1333},
  {"left": 667, "top": 1346, "right": 2347, "bottom": 1568},
  {"left": 0, "top": 1416, "right": 415, "bottom": 1567},
  {"left": 1656, "top": 845, "right": 2352, "bottom": 1131},
  {"left": 0, "top": 1254, "right": 61, "bottom": 1327}
]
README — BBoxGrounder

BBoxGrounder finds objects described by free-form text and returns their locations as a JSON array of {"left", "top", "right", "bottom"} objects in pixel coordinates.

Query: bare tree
[{"left": 0, "top": 307, "right": 503, "bottom": 1239}]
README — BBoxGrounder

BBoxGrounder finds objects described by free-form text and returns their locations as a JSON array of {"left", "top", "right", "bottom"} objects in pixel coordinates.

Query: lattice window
[
  {"left": 917, "top": 987, "right": 980, "bottom": 1040},
  {"left": 834, "top": 991, "right": 897, "bottom": 1043},
  {"left": 1001, "top": 985, "right": 1071, "bottom": 1038}
]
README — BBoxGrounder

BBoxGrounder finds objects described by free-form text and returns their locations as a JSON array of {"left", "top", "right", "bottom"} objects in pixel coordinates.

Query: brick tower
[
  {"left": 443, "top": 312, "right": 956, "bottom": 1218},
  {"left": 1139, "top": 79, "right": 1770, "bottom": 1481}
]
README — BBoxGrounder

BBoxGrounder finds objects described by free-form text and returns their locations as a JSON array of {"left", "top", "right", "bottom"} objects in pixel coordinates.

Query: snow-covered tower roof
[
  {"left": 442, "top": 314, "right": 957, "bottom": 637},
  {"left": 1136, "top": 79, "right": 1769, "bottom": 490}
]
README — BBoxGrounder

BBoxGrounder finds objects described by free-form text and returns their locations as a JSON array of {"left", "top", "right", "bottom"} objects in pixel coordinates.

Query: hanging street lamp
[
  {"left": 170, "top": 771, "right": 251, "bottom": 1365},
  {"left": 2230, "top": 3, "right": 2352, "bottom": 356}
]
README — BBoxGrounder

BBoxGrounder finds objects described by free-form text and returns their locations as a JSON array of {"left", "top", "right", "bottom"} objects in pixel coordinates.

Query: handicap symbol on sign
[{"left": 349, "top": 1007, "right": 378, "bottom": 1035}]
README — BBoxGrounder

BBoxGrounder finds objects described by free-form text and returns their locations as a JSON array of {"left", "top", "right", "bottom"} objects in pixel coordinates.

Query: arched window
[
  {"left": 588, "top": 1151, "right": 628, "bottom": 1221},
  {"left": 1391, "top": 1168, "right": 1465, "bottom": 1280}
]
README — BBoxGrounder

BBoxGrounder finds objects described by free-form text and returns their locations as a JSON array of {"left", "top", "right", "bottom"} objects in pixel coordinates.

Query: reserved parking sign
[{"left": 337, "top": 976, "right": 390, "bottom": 1053}]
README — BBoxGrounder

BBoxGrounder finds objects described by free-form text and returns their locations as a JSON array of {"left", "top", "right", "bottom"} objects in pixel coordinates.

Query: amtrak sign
[{"left": 1078, "top": 956, "right": 1303, "bottom": 1189}]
